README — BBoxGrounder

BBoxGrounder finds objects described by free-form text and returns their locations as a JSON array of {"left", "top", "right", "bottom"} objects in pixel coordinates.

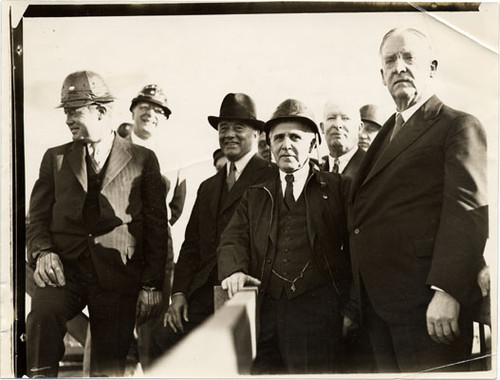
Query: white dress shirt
[
  {"left": 279, "top": 162, "right": 310, "bottom": 201},
  {"left": 328, "top": 147, "right": 359, "bottom": 174},
  {"left": 226, "top": 149, "right": 256, "bottom": 182}
]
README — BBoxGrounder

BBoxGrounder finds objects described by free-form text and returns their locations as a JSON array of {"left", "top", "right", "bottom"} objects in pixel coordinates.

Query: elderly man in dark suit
[
  {"left": 26, "top": 71, "right": 169, "bottom": 377},
  {"left": 319, "top": 99, "right": 366, "bottom": 178},
  {"left": 349, "top": 28, "right": 488, "bottom": 372},
  {"left": 218, "top": 99, "right": 354, "bottom": 374},
  {"left": 148, "top": 93, "right": 275, "bottom": 366}
]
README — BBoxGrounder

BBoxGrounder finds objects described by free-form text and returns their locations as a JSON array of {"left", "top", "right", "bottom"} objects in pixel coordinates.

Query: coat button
[
  {"left": 354, "top": 228, "right": 360, "bottom": 235},
  {"left": 266, "top": 259, "right": 272, "bottom": 264}
]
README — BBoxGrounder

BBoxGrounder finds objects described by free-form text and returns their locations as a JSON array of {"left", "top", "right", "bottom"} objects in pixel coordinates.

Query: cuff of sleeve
[{"left": 431, "top": 285, "right": 444, "bottom": 292}]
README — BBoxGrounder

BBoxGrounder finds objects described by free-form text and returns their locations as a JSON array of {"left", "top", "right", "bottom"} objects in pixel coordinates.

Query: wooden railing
[{"left": 148, "top": 286, "right": 258, "bottom": 377}]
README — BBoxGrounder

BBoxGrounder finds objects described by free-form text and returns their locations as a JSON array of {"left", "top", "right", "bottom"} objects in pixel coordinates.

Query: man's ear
[
  {"left": 380, "top": 68, "right": 387, "bottom": 87},
  {"left": 97, "top": 105, "right": 107, "bottom": 119},
  {"left": 309, "top": 137, "right": 317, "bottom": 153},
  {"left": 320, "top": 122, "right": 325, "bottom": 134},
  {"left": 430, "top": 60, "right": 438, "bottom": 78},
  {"left": 359, "top": 121, "right": 364, "bottom": 133}
]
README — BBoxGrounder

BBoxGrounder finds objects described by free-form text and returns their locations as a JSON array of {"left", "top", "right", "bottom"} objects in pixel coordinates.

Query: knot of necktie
[
  {"left": 390, "top": 113, "right": 405, "bottom": 142},
  {"left": 285, "top": 174, "right": 294, "bottom": 184}
]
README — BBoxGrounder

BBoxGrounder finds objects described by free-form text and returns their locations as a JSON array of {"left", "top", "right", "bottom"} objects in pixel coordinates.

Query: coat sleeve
[
  {"left": 168, "top": 169, "right": 187, "bottom": 226},
  {"left": 217, "top": 190, "right": 252, "bottom": 282},
  {"left": 140, "top": 150, "right": 169, "bottom": 288},
  {"left": 426, "top": 114, "right": 488, "bottom": 305},
  {"left": 26, "top": 149, "right": 56, "bottom": 267},
  {"left": 171, "top": 184, "right": 203, "bottom": 295}
]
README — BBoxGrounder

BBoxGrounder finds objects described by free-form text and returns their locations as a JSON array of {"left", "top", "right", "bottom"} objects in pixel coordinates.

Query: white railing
[{"left": 148, "top": 286, "right": 258, "bottom": 377}]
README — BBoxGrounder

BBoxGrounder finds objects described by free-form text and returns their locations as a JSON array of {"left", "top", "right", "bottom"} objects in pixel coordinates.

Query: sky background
[{"left": 20, "top": 2, "right": 499, "bottom": 263}]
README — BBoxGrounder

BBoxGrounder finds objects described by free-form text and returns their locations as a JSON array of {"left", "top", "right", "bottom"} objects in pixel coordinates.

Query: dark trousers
[
  {"left": 147, "top": 280, "right": 214, "bottom": 371},
  {"left": 365, "top": 301, "right": 473, "bottom": 373},
  {"left": 252, "top": 285, "right": 343, "bottom": 375},
  {"left": 26, "top": 259, "right": 137, "bottom": 377}
]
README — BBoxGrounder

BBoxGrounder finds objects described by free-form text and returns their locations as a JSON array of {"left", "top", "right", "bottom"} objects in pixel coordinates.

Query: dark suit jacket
[
  {"left": 218, "top": 165, "right": 354, "bottom": 314},
  {"left": 321, "top": 148, "right": 366, "bottom": 178},
  {"left": 26, "top": 135, "right": 169, "bottom": 294},
  {"left": 172, "top": 154, "right": 276, "bottom": 299},
  {"left": 348, "top": 96, "right": 488, "bottom": 323}
]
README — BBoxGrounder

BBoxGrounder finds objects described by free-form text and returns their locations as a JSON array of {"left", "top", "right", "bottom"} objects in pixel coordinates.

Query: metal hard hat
[
  {"left": 264, "top": 98, "right": 321, "bottom": 143},
  {"left": 130, "top": 84, "right": 172, "bottom": 119},
  {"left": 58, "top": 70, "right": 114, "bottom": 108},
  {"left": 359, "top": 104, "right": 386, "bottom": 128}
]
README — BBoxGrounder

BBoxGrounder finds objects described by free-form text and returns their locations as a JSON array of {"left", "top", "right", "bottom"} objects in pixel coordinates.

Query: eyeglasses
[{"left": 136, "top": 103, "right": 166, "bottom": 116}]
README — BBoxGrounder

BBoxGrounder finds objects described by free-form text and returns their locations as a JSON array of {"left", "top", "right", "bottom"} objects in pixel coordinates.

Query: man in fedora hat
[
  {"left": 124, "top": 84, "right": 187, "bottom": 369},
  {"left": 25, "top": 71, "right": 169, "bottom": 377},
  {"left": 358, "top": 104, "right": 386, "bottom": 151},
  {"left": 218, "top": 99, "right": 354, "bottom": 374},
  {"left": 148, "top": 93, "right": 276, "bottom": 366}
]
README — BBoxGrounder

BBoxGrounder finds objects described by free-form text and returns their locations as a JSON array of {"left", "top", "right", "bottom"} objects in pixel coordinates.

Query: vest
[
  {"left": 266, "top": 190, "right": 326, "bottom": 300},
  {"left": 82, "top": 151, "right": 109, "bottom": 231}
]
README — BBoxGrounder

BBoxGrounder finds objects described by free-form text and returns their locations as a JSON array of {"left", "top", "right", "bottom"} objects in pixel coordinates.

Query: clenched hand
[{"left": 34, "top": 252, "right": 66, "bottom": 288}]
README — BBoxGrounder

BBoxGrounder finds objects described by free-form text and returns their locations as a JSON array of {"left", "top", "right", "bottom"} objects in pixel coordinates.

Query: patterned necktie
[
  {"left": 332, "top": 158, "right": 340, "bottom": 174},
  {"left": 226, "top": 162, "right": 237, "bottom": 191},
  {"left": 390, "top": 113, "right": 404, "bottom": 142},
  {"left": 284, "top": 174, "right": 295, "bottom": 210},
  {"left": 88, "top": 144, "right": 102, "bottom": 173}
]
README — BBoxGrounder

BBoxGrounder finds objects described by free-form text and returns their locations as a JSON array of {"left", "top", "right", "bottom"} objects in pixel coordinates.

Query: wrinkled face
[
  {"left": 269, "top": 121, "right": 316, "bottom": 173},
  {"left": 218, "top": 121, "right": 259, "bottom": 161},
  {"left": 132, "top": 101, "right": 167, "bottom": 139},
  {"left": 64, "top": 105, "right": 105, "bottom": 143},
  {"left": 320, "top": 103, "right": 361, "bottom": 156},
  {"left": 380, "top": 31, "right": 437, "bottom": 110},
  {"left": 358, "top": 120, "right": 380, "bottom": 151},
  {"left": 257, "top": 132, "right": 271, "bottom": 161}
]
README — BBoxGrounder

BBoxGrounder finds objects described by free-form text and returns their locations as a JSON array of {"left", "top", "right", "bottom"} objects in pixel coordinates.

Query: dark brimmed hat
[
  {"left": 359, "top": 104, "right": 385, "bottom": 129},
  {"left": 58, "top": 70, "right": 115, "bottom": 108},
  {"left": 208, "top": 93, "right": 264, "bottom": 131},
  {"left": 265, "top": 99, "right": 321, "bottom": 144},
  {"left": 130, "top": 84, "right": 172, "bottom": 118}
]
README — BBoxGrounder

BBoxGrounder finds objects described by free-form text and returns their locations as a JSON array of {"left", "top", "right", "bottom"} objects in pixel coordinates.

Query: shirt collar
[
  {"left": 329, "top": 147, "right": 358, "bottom": 172},
  {"left": 131, "top": 130, "right": 155, "bottom": 150},
  {"left": 226, "top": 149, "right": 256, "bottom": 177},
  {"left": 399, "top": 93, "right": 434, "bottom": 123},
  {"left": 86, "top": 129, "right": 114, "bottom": 152},
  {"left": 279, "top": 160, "right": 310, "bottom": 200}
]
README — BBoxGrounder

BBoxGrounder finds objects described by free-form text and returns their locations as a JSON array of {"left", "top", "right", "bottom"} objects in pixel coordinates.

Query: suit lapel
[
  {"left": 209, "top": 169, "right": 226, "bottom": 220},
  {"left": 358, "top": 96, "right": 443, "bottom": 191},
  {"left": 101, "top": 136, "right": 132, "bottom": 190},
  {"left": 220, "top": 154, "right": 266, "bottom": 215},
  {"left": 350, "top": 121, "right": 393, "bottom": 201},
  {"left": 67, "top": 142, "right": 88, "bottom": 191},
  {"left": 265, "top": 176, "right": 280, "bottom": 247}
]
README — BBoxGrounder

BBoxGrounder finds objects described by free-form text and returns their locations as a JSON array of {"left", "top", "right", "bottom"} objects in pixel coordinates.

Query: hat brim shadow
[{"left": 208, "top": 116, "right": 265, "bottom": 131}]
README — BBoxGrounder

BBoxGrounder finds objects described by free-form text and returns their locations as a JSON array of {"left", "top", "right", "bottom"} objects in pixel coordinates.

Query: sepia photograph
[{"left": 2, "top": 1, "right": 498, "bottom": 378}]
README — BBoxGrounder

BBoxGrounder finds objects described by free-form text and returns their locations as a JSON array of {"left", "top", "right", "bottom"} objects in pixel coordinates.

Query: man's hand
[
  {"left": 136, "top": 288, "right": 163, "bottom": 326},
  {"left": 163, "top": 293, "right": 189, "bottom": 333},
  {"left": 33, "top": 252, "right": 65, "bottom": 288},
  {"left": 426, "top": 290, "right": 460, "bottom": 345},
  {"left": 342, "top": 315, "right": 357, "bottom": 338},
  {"left": 221, "top": 271, "right": 261, "bottom": 299},
  {"left": 477, "top": 265, "right": 490, "bottom": 297}
]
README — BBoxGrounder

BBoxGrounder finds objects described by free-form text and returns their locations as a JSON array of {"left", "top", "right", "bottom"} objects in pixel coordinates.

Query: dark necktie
[
  {"left": 284, "top": 174, "right": 295, "bottom": 210},
  {"left": 226, "top": 162, "right": 236, "bottom": 191},
  {"left": 390, "top": 113, "right": 404, "bottom": 142},
  {"left": 332, "top": 158, "right": 340, "bottom": 174}
]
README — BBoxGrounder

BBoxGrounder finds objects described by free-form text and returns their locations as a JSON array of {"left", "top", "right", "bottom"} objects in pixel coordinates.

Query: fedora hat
[
  {"left": 359, "top": 104, "right": 385, "bottom": 129},
  {"left": 265, "top": 98, "right": 321, "bottom": 144},
  {"left": 208, "top": 93, "right": 264, "bottom": 131}
]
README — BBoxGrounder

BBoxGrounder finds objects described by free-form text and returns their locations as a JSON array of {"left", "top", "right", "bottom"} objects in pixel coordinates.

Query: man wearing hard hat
[
  {"left": 125, "top": 84, "right": 187, "bottom": 370},
  {"left": 25, "top": 71, "right": 169, "bottom": 377},
  {"left": 358, "top": 104, "right": 386, "bottom": 151},
  {"left": 218, "top": 99, "right": 354, "bottom": 374}
]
